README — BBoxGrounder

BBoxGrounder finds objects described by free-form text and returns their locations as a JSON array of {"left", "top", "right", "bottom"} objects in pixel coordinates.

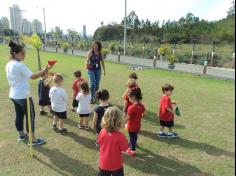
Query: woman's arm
[
  {"left": 86, "top": 50, "right": 92, "bottom": 67},
  {"left": 30, "top": 68, "right": 49, "bottom": 80},
  {"left": 101, "top": 59, "right": 105, "bottom": 76},
  {"left": 123, "top": 100, "right": 128, "bottom": 113}
]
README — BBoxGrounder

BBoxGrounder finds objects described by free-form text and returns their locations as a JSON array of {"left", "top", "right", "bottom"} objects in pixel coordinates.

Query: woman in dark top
[{"left": 86, "top": 41, "right": 106, "bottom": 103}]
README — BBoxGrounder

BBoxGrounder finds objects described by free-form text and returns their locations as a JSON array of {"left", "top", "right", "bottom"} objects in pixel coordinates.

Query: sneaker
[
  {"left": 85, "top": 126, "right": 90, "bottom": 130},
  {"left": 127, "top": 148, "right": 136, "bottom": 157},
  {"left": 52, "top": 124, "right": 57, "bottom": 129},
  {"left": 18, "top": 134, "right": 28, "bottom": 141},
  {"left": 167, "top": 132, "right": 178, "bottom": 138},
  {"left": 157, "top": 132, "right": 168, "bottom": 138},
  {"left": 40, "top": 111, "right": 48, "bottom": 116},
  {"left": 58, "top": 128, "right": 68, "bottom": 134},
  {"left": 28, "top": 137, "right": 46, "bottom": 146},
  {"left": 95, "top": 141, "right": 100, "bottom": 147},
  {"left": 77, "top": 125, "right": 84, "bottom": 129}
]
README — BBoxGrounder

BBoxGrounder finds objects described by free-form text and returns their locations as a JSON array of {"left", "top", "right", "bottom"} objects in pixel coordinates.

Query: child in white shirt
[
  {"left": 49, "top": 74, "right": 68, "bottom": 134},
  {"left": 76, "top": 81, "right": 91, "bottom": 129}
]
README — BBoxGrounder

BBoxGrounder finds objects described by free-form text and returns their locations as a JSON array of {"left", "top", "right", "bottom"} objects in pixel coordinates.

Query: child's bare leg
[
  {"left": 48, "top": 105, "right": 52, "bottom": 111},
  {"left": 85, "top": 118, "right": 89, "bottom": 128},
  {"left": 79, "top": 118, "right": 84, "bottom": 127},
  {"left": 160, "top": 126, "right": 165, "bottom": 132},
  {"left": 39, "top": 106, "right": 44, "bottom": 112},
  {"left": 168, "top": 128, "right": 173, "bottom": 133},
  {"left": 53, "top": 116, "right": 58, "bottom": 126},
  {"left": 59, "top": 119, "right": 64, "bottom": 129}
]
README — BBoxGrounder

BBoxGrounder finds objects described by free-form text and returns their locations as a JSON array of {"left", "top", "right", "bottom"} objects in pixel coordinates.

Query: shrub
[
  {"left": 167, "top": 54, "right": 178, "bottom": 65},
  {"left": 101, "top": 48, "right": 109, "bottom": 58},
  {"left": 110, "top": 42, "right": 116, "bottom": 53}
]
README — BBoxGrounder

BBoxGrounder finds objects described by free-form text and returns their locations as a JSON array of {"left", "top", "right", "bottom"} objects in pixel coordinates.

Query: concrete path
[{"left": 44, "top": 47, "right": 235, "bottom": 80}]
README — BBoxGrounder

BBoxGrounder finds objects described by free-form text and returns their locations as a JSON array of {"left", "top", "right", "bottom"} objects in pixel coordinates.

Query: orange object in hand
[{"left": 48, "top": 60, "right": 57, "bottom": 67}]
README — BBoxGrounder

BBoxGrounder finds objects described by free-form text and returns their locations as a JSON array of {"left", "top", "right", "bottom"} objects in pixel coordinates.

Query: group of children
[{"left": 37, "top": 70, "right": 178, "bottom": 175}]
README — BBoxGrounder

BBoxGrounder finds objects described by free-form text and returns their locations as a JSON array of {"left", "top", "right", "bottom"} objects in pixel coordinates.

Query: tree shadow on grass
[
  {"left": 124, "top": 147, "right": 211, "bottom": 176},
  {"left": 140, "top": 130, "right": 235, "bottom": 158},
  {"left": 35, "top": 147, "right": 97, "bottom": 176},
  {"left": 64, "top": 131, "right": 97, "bottom": 151}
]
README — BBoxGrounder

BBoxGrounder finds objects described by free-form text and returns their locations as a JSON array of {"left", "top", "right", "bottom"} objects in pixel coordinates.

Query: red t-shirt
[
  {"left": 72, "top": 78, "right": 85, "bottom": 97},
  {"left": 98, "top": 129, "right": 129, "bottom": 171},
  {"left": 159, "top": 95, "right": 174, "bottom": 122},
  {"left": 127, "top": 103, "right": 145, "bottom": 132}
]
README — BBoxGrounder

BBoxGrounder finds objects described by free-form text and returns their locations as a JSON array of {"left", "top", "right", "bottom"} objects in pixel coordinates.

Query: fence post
[
  {"left": 142, "top": 45, "right": 145, "bottom": 58},
  {"left": 232, "top": 52, "right": 235, "bottom": 69},
  {"left": 210, "top": 40, "right": 216, "bottom": 66},
  {"left": 203, "top": 52, "right": 209, "bottom": 74},
  {"left": 118, "top": 45, "right": 121, "bottom": 63},
  {"left": 191, "top": 39, "right": 196, "bottom": 64},
  {"left": 153, "top": 55, "right": 157, "bottom": 68},
  {"left": 118, "top": 51, "right": 121, "bottom": 63}
]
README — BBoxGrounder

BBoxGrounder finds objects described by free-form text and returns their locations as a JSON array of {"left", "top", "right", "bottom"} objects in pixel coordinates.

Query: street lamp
[
  {"left": 124, "top": 0, "right": 127, "bottom": 56},
  {"left": 36, "top": 6, "right": 47, "bottom": 49}
]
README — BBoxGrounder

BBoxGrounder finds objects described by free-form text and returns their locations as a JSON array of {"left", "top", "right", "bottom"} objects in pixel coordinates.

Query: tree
[
  {"left": 30, "top": 33, "right": 43, "bottom": 70},
  {"left": 0, "top": 17, "right": 10, "bottom": 30},
  {"left": 227, "top": 0, "right": 235, "bottom": 16},
  {"left": 67, "top": 29, "right": 80, "bottom": 44}
]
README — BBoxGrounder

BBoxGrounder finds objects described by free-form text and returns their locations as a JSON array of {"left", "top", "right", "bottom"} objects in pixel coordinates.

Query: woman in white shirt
[{"left": 5, "top": 41, "right": 52, "bottom": 146}]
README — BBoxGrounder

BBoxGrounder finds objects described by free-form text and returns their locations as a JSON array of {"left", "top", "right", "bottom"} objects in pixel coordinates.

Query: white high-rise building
[
  {"left": 32, "top": 19, "right": 43, "bottom": 34},
  {"left": 83, "top": 25, "right": 87, "bottom": 39},
  {"left": 22, "top": 19, "right": 32, "bottom": 34},
  {"left": 9, "top": 4, "right": 23, "bottom": 33}
]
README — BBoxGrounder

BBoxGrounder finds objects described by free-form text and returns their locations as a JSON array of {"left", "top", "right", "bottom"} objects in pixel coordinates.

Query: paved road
[{"left": 44, "top": 47, "right": 235, "bottom": 80}]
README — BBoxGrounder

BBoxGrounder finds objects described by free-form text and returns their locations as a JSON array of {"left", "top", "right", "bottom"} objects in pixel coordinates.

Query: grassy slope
[{"left": 0, "top": 45, "right": 235, "bottom": 176}]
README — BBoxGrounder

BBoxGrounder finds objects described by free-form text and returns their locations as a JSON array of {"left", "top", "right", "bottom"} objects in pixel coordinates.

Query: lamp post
[
  {"left": 43, "top": 8, "right": 47, "bottom": 49},
  {"left": 124, "top": 0, "right": 127, "bottom": 56}
]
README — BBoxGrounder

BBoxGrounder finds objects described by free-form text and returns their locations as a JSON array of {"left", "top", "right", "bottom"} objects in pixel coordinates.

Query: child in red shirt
[
  {"left": 158, "top": 83, "right": 177, "bottom": 138},
  {"left": 126, "top": 88, "right": 146, "bottom": 154},
  {"left": 98, "top": 106, "right": 129, "bottom": 176},
  {"left": 122, "top": 78, "right": 138, "bottom": 116},
  {"left": 71, "top": 70, "right": 85, "bottom": 112}
]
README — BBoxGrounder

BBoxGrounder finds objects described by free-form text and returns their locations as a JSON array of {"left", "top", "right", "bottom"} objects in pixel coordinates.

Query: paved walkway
[{"left": 45, "top": 47, "right": 235, "bottom": 80}]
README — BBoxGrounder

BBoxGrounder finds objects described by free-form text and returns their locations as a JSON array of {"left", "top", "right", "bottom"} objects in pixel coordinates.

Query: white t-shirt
[
  {"left": 49, "top": 86, "right": 68, "bottom": 112},
  {"left": 76, "top": 93, "right": 91, "bottom": 114},
  {"left": 5, "top": 60, "right": 33, "bottom": 99}
]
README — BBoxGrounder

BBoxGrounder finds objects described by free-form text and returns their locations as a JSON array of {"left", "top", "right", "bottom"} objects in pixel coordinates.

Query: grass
[{"left": 0, "top": 44, "right": 235, "bottom": 176}]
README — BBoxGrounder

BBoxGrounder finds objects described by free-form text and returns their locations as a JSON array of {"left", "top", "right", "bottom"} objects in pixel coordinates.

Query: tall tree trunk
[{"left": 37, "top": 48, "right": 41, "bottom": 70}]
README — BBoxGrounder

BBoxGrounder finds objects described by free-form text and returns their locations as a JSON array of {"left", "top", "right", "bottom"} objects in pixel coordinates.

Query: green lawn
[{"left": 0, "top": 44, "right": 235, "bottom": 176}]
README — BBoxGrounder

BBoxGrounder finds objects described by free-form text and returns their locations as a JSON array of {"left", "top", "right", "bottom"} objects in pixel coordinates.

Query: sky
[{"left": 0, "top": 0, "right": 233, "bottom": 35}]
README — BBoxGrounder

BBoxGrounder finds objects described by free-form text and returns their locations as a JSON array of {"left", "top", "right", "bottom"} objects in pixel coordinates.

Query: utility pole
[
  {"left": 124, "top": 0, "right": 127, "bottom": 56},
  {"left": 43, "top": 8, "right": 47, "bottom": 49}
]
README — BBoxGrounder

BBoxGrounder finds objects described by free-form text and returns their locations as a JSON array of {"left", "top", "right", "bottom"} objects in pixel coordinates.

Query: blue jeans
[
  {"left": 88, "top": 69, "right": 101, "bottom": 99},
  {"left": 11, "top": 98, "right": 35, "bottom": 133}
]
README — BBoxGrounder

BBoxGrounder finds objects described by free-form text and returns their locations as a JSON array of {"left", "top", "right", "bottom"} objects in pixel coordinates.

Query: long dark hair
[
  {"left": 92, "top": 41, "right": 102, "bottom": 55},
  {"left": 8, "top": 40, "right": 24, "bottom": 59},
  {"left": 129, "top": 87, "right": 143, "bottom": 103}
]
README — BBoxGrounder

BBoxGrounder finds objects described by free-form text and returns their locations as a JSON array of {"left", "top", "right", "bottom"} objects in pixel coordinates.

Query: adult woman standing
[
  {"left": 86, "top": 41, "right": 106, "bottom": 103},
  {"left": 5, "top": 41, "right": 52, "bottom": 146}
]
